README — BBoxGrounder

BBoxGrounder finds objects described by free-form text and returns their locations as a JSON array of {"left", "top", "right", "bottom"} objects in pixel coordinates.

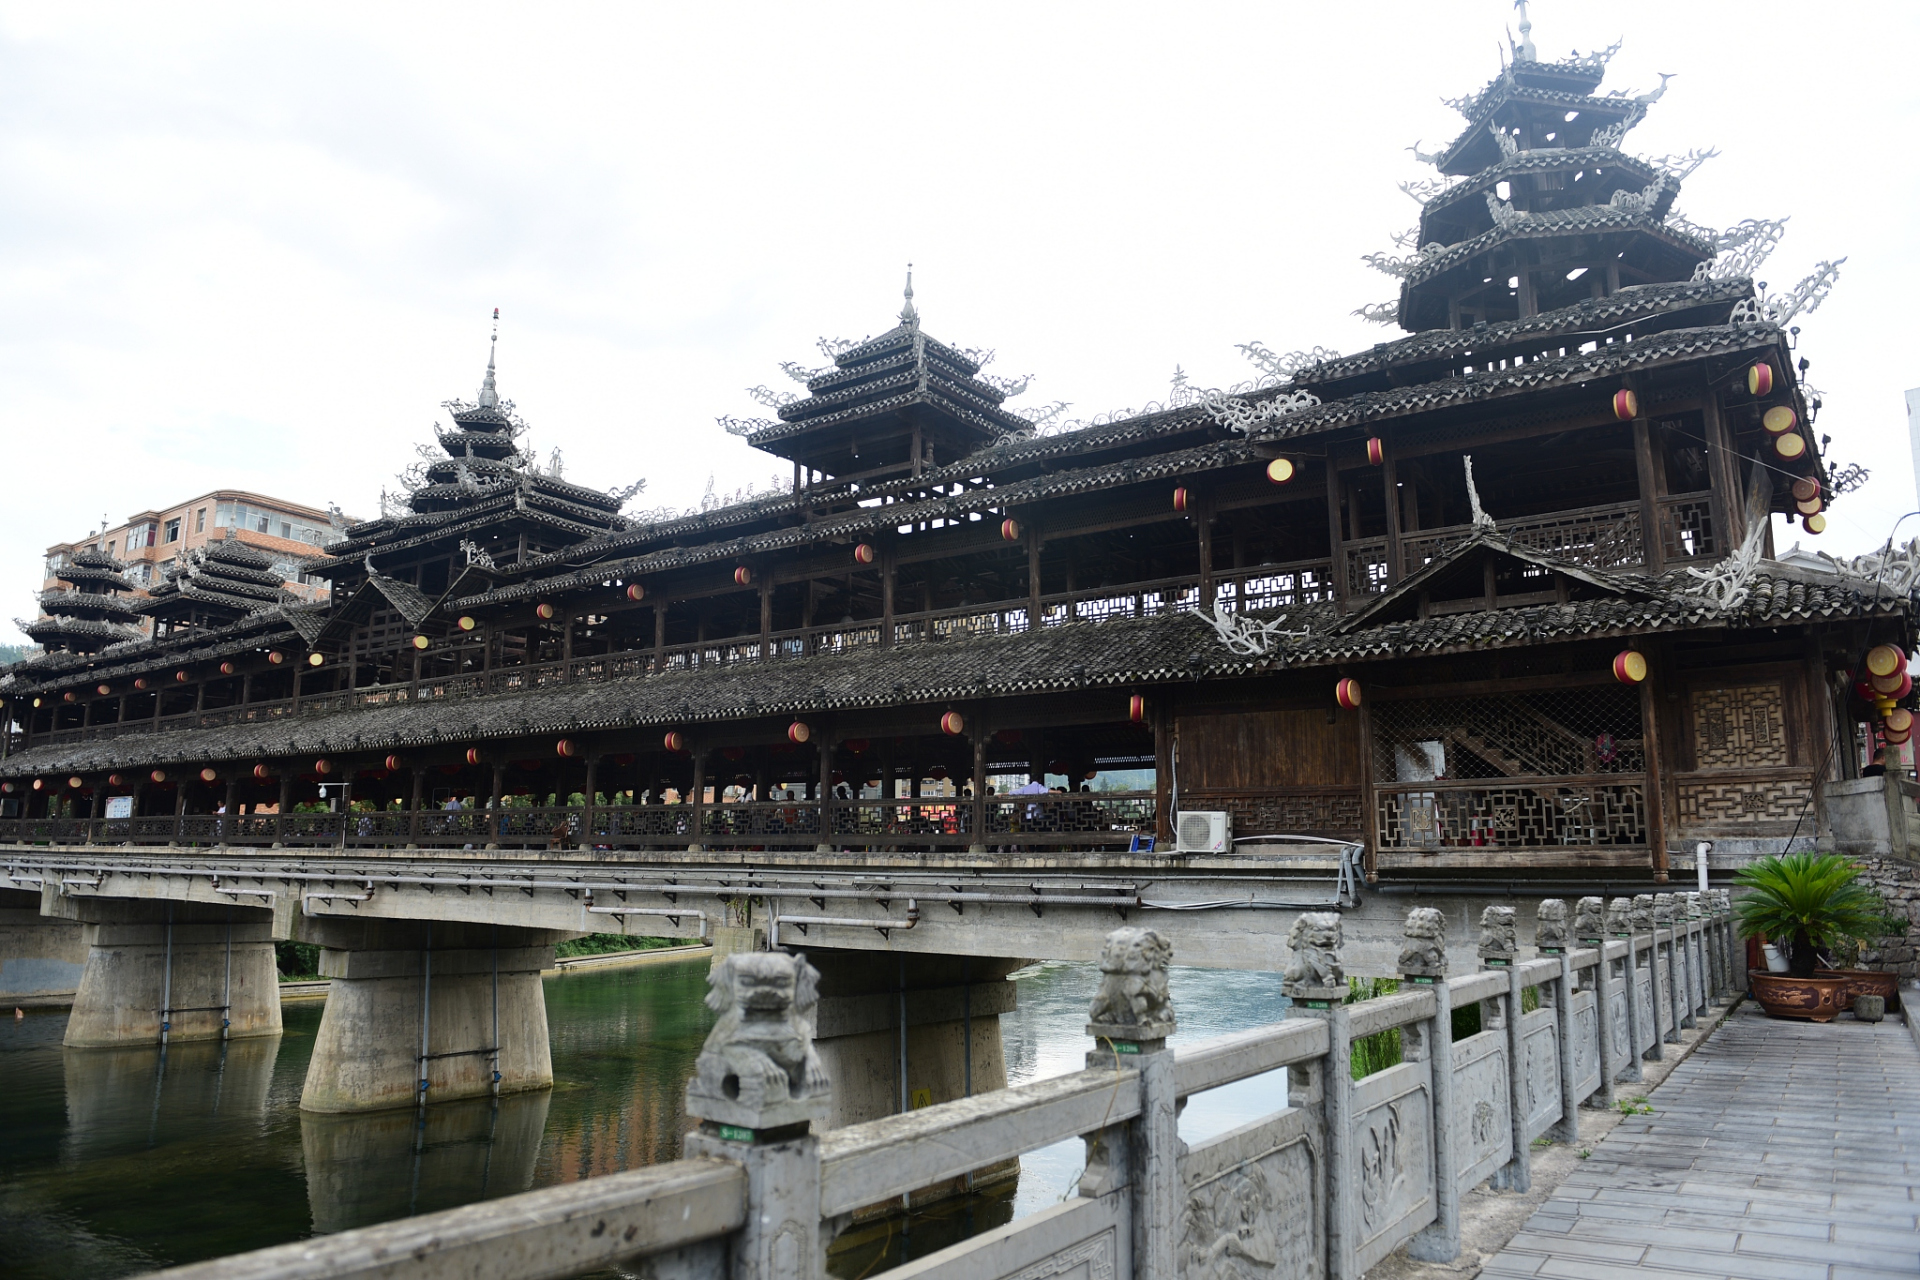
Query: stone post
[
  {"left": 1399, "top": 907, "right": 1457, "bottom": 1265},
  {"left": 1534, "top": 901, "right": 1580, "bottom": 1144},
  {"left": 1283, "top": 912, "right": 1351, "bottom": 1277},
  {"left": 1577, "top": 898, "right": 1616, "bottom": 1107},
  {"left": 1608, "top": 898, "right": 1646, "bottom": 1080},
  {"left": 1477, "top": 905, "right": 1529, "bottom": 1193},
  {"left": 1081, "top": 928, "right": 1179, "bottom": 1280},
  {"left": 684, "top": 951, "right": 833, "bottom": 1280},
  {"left": 1654, "top": 893, "right": 1687, "bottom": 1035},
  {"left": 1683, "top": 892, "right": 1705, "bottom": 1017},
  {"left": 1633, "top": 894, "right": 1666, "bottom": 1054}
]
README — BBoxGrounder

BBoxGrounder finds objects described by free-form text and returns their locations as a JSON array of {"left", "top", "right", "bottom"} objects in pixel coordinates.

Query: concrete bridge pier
[
  {"left": 0, "top": 885, "right": 87, "bottom": 1006},
  {"left": 51, "top": 894, "right": 281, "bottom": 1048},
  {"left": 802, "top": 949, "right": 1022, "bottom": 1140},
  {"left": 298, "top": 917, "right": 562, "bottom": 1114}
]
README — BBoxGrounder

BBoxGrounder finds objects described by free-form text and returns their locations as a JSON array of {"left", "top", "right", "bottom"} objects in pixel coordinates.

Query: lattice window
[
  {"left": 1376, "top": 782, "right": 1646, "bottom": 849},
  {"left": 1676, "top": 777, "right": 1812, "bottom": 825},
  {"left": 1399, "top": 503, "right": 1644, "bottom": 577},
  {"left": 1659, "top": 494, "right": 1717, "bottom": 561},
  {"left": 1688, "top": 684, "right": 1788, "bottom": 769},
  {"left": 1371, "top": 687, "right": 1645, "bottom": 781},
  {"left": 352, "top": 606, "right": 410, "bottom": 659},
  {"left": 1347, "top": 539, "right": 1390, "bottom": 596}
]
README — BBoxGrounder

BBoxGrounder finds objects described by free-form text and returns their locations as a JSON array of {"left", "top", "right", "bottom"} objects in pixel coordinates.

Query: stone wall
[{"left": 1853, "top": 856, "right": 1920, "bottom": 979}]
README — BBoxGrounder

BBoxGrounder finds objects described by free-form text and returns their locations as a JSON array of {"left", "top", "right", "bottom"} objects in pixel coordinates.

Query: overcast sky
[{"left": 4, "top": 1, "right": 1915, "bottom": 645}]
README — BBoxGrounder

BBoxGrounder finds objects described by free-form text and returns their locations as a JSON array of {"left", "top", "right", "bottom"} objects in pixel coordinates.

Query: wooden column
[
  {"left": 582, "top": 754, "right": 600, "bottom": 850},
  {"left": 275, "top": 774, "right": 292, "bottom": 845},
  {"left": 1632, "top": 412, "right": 1665, "bottom": 573},
  {"left": 1638, "top": 645, "right": 1670, "bottom": 883},
  {"left": 816, "top": 732, "right": 835, "bottom": 851},
  {"left": 653, "top": 605, "right": 667, "bottom": 670},
  {"left": 1324, "top": 460, "right": 1348, "bottom": 606},
  {"left": 1152, "top": 697, "right": 1173, "bottom": 847},
  {"left": 1195, "top": 496, "right": 1215, "bottom": 610},
  {"left": 1355, "top": 689, "right": 1378, "bottom": 882},
  {"left": 880, "top": 543, "right": 896, "bottom": 649},
  {"left": 1381, "top": 440, "right": 1403, "bottom": 587},
  {"left": 970, "top": 710, "right": 989, "bottom": 853},
  {"left": 1026, "top": 524, "right": 1043, "bottom": 627},
  {"left": 408, "top": 767, "right": 424, "bottom": 845},
  {"left": 759, "top": 577, "right": 773, "bottom": 660},
  {"left": 1802, "top": 632, "right": 1837, "bottom": 833},
  {"left": 1701, "top": 392, "right": 1745, "bottom": 552}
]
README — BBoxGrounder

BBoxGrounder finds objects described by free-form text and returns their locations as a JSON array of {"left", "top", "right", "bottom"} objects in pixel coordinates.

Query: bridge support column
[
  {"left": 298, "top": 918, "right": 562, "bottom": 1114},
  {"left": 803, "top": 951, "right": 1022, "bottom": 1140},
  {"left": 0, "top": 886, "right": 87, "bottom": 1005},
  {"left": 55, "top": 896, "right": 281, "bottom": 1047}
]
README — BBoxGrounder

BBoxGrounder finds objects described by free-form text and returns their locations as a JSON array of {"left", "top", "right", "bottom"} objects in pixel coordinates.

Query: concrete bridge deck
[{"left": 1482, "top": 1002, "right": 1920, "bottom": 1280}]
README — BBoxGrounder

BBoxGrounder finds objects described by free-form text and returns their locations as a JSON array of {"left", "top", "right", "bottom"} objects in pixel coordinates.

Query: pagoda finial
[
  {"left": 1512, "top": 0, "right": 1536, "bottom": 62},
  {"left": 478, "top": 307, "right": 501, "bottom": 409},
  {"left": 899, "top": 264, "right": 919, "bottom": 329}
]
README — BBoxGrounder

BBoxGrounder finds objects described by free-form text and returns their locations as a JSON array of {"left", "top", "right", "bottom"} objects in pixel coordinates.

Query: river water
[{"left": 0, "top": 954, "right": 1292, "bottom": 1278}]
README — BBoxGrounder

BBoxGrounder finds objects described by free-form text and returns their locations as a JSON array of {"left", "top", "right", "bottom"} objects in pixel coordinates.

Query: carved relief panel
[
  {"left": 1519, "top": 1010, "right": 1562, "bottom": 1140},
  {"left": 1570, "top": 990, "right": 1600, "bottom": 1100},
  {"left": 1688, "top": 683, "right": 1789, "bottom": 769},
  {"left": 1349, "top": 1062, "right": 1436, "bottom": 1273},
  {"left": 1449, "top": 1030, "right": 1512, "bottom": 1192},
  {"left": 1179, "top": 1106, "right": 1322, "bottom": 1280}
]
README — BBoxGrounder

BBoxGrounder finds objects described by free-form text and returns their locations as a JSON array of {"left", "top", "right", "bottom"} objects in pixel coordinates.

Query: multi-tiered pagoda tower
[
  {"left": 139, "top": 531, "right": 301, "bottom": 639},
  {"left": 25, "top": 547, "right": 143, "bottom": 654}
]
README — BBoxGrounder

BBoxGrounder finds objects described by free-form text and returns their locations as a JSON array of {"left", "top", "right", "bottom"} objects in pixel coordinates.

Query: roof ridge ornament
[
  {"left": 899, "top": 263, "right": 919, "bottom": 329},
  {"left": 478, "top": 307, "right": 501, "bottom": 410},
  {"left": 1511, "top": 0, "right": 1536, "bottom": 62}
]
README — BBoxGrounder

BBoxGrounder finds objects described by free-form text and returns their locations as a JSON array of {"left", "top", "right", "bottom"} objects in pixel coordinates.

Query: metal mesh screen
[{"left": 1371, "top": 687, "right": 1644, "bottom": 781}]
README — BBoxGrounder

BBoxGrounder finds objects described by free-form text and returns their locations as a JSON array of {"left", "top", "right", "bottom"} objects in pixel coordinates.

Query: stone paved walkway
[{"left": 1480, "top": 1001, "right": 1920, "bottom": 1280}]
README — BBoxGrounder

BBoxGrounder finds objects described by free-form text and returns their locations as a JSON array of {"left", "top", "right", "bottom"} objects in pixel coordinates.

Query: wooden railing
[{"left": 137, "top": 901, "right": 1742, "bottom": 1280}]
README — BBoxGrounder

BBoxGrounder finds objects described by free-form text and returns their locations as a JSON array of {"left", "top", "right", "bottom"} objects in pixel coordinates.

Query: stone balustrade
[{"left": 140, "top": 895, "right": 1740, "bottom": 1280}]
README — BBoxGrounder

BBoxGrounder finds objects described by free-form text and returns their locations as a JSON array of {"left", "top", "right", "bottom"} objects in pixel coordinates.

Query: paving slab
[{"left": 1475, "top": 1002, "right": 1920, "bottom": 1279}]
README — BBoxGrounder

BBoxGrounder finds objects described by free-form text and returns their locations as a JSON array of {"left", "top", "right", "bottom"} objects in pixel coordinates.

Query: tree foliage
[{"left": 1732, "top": 853, "right": 1896, "bottom": 977}]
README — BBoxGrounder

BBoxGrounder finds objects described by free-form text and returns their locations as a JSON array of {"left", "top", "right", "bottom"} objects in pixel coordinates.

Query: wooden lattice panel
[
  {"left": 1675, "top": 776, "right": 1812, "bottom": 826},
  {"left": 1689, "top": 684, "right": 1788, "bottom": 769}
]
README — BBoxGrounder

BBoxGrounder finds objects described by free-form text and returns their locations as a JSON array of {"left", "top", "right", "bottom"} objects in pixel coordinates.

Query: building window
[
  {"left": 196, "top": 508, "right": 207, "bottom": 533},
  {"left": 280, "top": 520, "right": 292, "bottom": 539},
  {"left": 106, "top": 540, "right": 115, "bottom": 555},
  {"left": 256, "top": 515, "right": 269, "bottom": 533},
  {"left": 164, "top": 519, "right": 181, "bottom": 543}
]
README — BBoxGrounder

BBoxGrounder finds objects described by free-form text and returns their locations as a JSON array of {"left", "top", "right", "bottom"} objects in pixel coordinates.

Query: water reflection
[{"left": 0, "top": 950, "right": 1294, "bottom": 1280}]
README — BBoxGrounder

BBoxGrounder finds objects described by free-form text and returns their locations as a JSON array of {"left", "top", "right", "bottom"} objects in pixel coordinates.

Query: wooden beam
[
  {"left": 1632, "top": 409, "right": 1665, "bottom": 573},
  {"left": 1324, "top": 458, "right": 1348, "bottom": 605}
]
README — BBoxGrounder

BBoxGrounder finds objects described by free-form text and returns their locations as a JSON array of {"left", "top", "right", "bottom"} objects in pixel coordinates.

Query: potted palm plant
[{"left": 1734, "top": 853, "right": 1897, "bottom": 1022}]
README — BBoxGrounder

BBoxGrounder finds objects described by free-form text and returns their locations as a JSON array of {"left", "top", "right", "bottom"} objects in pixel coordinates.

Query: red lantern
[
  {"left": 150, "top": 770, "right": 167, "bottom": 784},
  {"left": 536, "top": 603, "right": 556, "bottom": 620},
  {"left": 315, "top": 759, "right": 332, "bottom": 776},
  {"left": 734, "top": 566, "right": 753, "bottom": 587},
  {"left": 1888, "top": 708, "right": 1916, "bottom": 737},
  {"left": 134, "top": 677, "right": 149, "bottom": 689},
  {"left": 1000, "top": 518, "right": 1021, "bottom": 542},
  {"left": 107, "top": 774, "right": 122, "bottom": 787},
  {"left": 941, "top": 711, "right": 966, "bottom": 736},
  {"left": 68, "top": 776, "right": 83, "bottom": 790},
  {"left": 1612, "top": 389, "right": 1638, "bottom": 421},
  {"left": 1791, "top": 477, "right": 1821, "bottom": 502},
  {"left": 1173, "top": 487, "right": 1190, "bottom": 513},
  {"left": 663, "top": 731, "right": 685, "bottom": 753},
  {"left": 1762, "top": 405, "right": 1797, "bottom": 435},
  {"left": 253, "top": 765, "right": 272, "bottom": 780},
  {"left": 267, "top": 652, "right": 284, "bottom": 666},
  {"left": 1867, "top": 645, "right": 1906, "bottom": 679},
  {"left": 787, "top": 720, "right": 811, "bottom": 744},
  {"left": 175, "top": 670, "right": 189, "bottom": 683},
  {"left": 556, "top": 739, "right": 577, "bottom": 758},
  {"left": 1128, "top": 694, "right": 1146, "bottom": 723},
  {"left": 96, "top": 683, "right": 110, "bottom": 696},
  {"left": 200, "top": 768, "right": 218, "bottom": 783},
  {"left": 465, "top": 747, "right": 483, "bottom": 766},
  {"left": 62, "top": 691, "right": 75, "bottom": 703},
  {"left": 842, "top": 738, "right": 870, "bottom": 754},
  {"left": 1335, "top": 678, "right": 1362, "bottom": 709},
  {"left": 411, "top": 635, "right": 430, "bottom": 650},
  {"left": 1365, "top": 437, "right": 1385, "bottom": 466},
  {"left": 1804, "top": 513, "right": 1827, "bottom": 535},
  {"left": 1773, "top": 432, "right": 1806, "bottom": 460},
  {"left": 1877, "top": 672, "right": 1915, "bottom": 702},
  {"left": 459, "top": 615, "right": 478, "bottom": 630},
  {"left": 1747, "top": 362, "right": 1774, "bottom": 397},
  {"left": 853, "top": 543, "right": 876, "bottom": 565},
  {"left": 220, "top": 661, "right": 235, "bottom": 675},
  {"left": 624, "top": 583, "right": 646, "bottom": 602},
  {"left": 1796, "top": 496, "right": 1824, "bottom": 516},
  {"left": 0, "top": 783, "right": 11, "bottom": 794},
  {"left": 1612, "top": 651, "right": 1649, "bottom": 684},
  {"left": 32, "top": 778, "right": 43, "bottom": 791},
  {"left": 1265, "top": 458, "right": 1296, "bottom": 485},
  {"left": 384, "top": 754, "right": 403, "bottom": 772},
  {"left": 307, "top": 652, "right": 325, "bottom": 667}
]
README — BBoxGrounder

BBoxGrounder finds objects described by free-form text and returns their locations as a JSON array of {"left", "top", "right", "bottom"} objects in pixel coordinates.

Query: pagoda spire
[
  {"left": 478, "top": 307, "right": 501, "bottom": 409},
  {"left": 1511, "top": 0, "right": 1536, "bottom": 62},
  {"left": 898, "top": 265, "right": 919, "bottom": 329}
]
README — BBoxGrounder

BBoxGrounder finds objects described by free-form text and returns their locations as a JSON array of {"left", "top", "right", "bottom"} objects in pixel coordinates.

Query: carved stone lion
[
  {"left": 1283, "top": 912, "right": 1345, "bottom": 994},
  {"left": 1087, "top": 927, "right": 1175, "bottom": 1038},
  {"left": 1397, "top": 906, "right": 1447, "bottom": 978},
  {"left": 1534, "top": 899, "right": 1570, "bottom": 950},
  {"left": 1605, "top": 897, "right": 1634, "bottom": 935},
  {"left": 1684, "top": 891, "right": 1703, "bottom": 919},
  {"left": 1477, "top": 904, "right": 1517, "bottom": 959},
  {"left": 684, "top": 951, "right": 831, "bottom": 1128},
  {"left": 1629, "top": 894, "right": 1655, "bottom": 932},
  {"left": 1653, "top": 892, "right": 1676, "bottom": 925},
  {"left": 1575, "top": 896, "right": 1607, "bottom": 941}
]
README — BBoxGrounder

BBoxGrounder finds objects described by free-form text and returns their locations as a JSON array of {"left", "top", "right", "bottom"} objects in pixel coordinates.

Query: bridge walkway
[{"left": 1481, "top": 1000, "right": 1920, "bottom": 1280}]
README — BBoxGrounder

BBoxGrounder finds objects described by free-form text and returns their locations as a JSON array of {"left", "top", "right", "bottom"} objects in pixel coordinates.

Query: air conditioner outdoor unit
[{"left": 1174, "top": 810, "right": 1231, "bottom": 855}]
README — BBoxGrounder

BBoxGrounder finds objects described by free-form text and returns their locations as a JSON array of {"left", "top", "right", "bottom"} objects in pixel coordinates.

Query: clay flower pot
[
  {"left": 1816, "top": 969, "right": 1901, "bottom": 1013},
  {"left": 1749, "top": 970, "right": 1847, "bottom": 1022}
]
